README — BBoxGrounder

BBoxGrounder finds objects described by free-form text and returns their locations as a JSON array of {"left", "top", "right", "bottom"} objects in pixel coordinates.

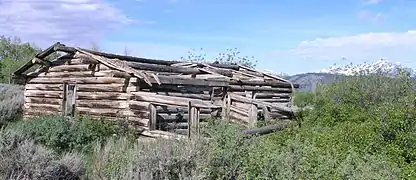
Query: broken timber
[{"left": 13, "top": 42, "right": 300, "bottom": 139}]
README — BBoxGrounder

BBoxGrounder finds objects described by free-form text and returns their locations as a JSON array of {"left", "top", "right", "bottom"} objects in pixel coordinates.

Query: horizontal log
[
  {"left": 132, "top": 91, "right": 220, "bottom": 109},
  {"left": 33, "top": 70, "right": 129, "bottom": 78},
  {"left": 25, "top": 83, "right": 135, "bottom": 92},
  {"left": 230, "top": 106, "right": 249, "bottom": 116},
  {"left": 127, "top": 62, "right": 200, "bottom": 74},
  {"left": 48, "top": 64, "right": 95, "bottom": 72},
  {"left": 24, "top": 103, "right": 61, "bottom": 112},
  {"left": 229, "top": 93, "right": 293, "bottom": 114},
  {"left": 155, "top": 92, "right": 211, "bottom": 100},
  {"left": 24, "top": 90, "right": 62, "bottom": 98},
  {"left": 76, "top": 107, "right": 136, "bottom": 117},
  {"left": 157, "top": 113, "right": 212, "bottom": 122},
  {"left": 76, "top": 100, "right": 129, "bottom": 109},
  {"left": 242, "top": 123, "right": 289, "bottom": 135},
  {"left": 173, "top": 129, "right": 188, "bottom": 135},
  {"left": 260, "top": 98, "right": 290, "bottom": 103},
  {"left": 155, "top": 106, "right": 213, "bottom": 114},
  {"left": 24, "top": 90, "right": 132, "bottom": 100},
  {"left": 77, "top": 92, "right": 132, "bottom": 100},
  {"left": 229, "top": 111, "right": 249, "bottom": 124},
  {"left": 228, "top": 85, "right": 292, "bottom": 93},
  {"left": 25, "top": 97, "right": 62, "bottom": 105},
  {"left": 141, "top": 85, "right": 211, "bottom": 94},
  {"left": 232, "top": 92, "right": 291, "bottom": 99},
  {"left": 27, "top": 77, "right": 126, "bottom": 84}
]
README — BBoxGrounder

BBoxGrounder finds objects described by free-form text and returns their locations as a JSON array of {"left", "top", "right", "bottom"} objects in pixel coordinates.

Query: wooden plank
[
  {"left": 149, "top": 104, "right": 157, "bottom": 130},
  {"left": 24, "top": 97, "right": 62, "bottom": 105},
  {"left": 229, "top": 93, "right": 293, "bottom": 113},
  {"left": 34, "top": 70, "right": 129, "bottom": 78},
  {"left": 155, "top": 92, "right": 211, "bottom": 100},
  {"left": 76, "top": 100, "right": 129, "bottom": 109},
  {"left": 228, "top": 85, "right": 292, "bottom": 93},
  {"left": 132, "top": 91, "right": 220, "bottom": 109},
  {"left": 27, "top": 77, "right": 126, "bottom": 84}
]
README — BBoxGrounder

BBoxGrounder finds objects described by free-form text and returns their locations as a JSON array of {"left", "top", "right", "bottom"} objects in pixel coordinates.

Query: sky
[{"left": 1, "top": 0, "right": 416, "bottom": 75}]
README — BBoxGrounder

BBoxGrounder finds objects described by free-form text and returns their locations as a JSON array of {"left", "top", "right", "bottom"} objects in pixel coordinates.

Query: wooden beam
[
  {"left": 149, "top": 104, "right": 157, "bottom": 130},
  {"left": 229, "top": 93, "right": 293, "bottom": 114}
]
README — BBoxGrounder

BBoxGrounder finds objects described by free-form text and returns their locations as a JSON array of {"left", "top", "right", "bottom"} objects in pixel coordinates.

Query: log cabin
[{"left": 12, "top": 42, "right": 299, "bottom": 139}]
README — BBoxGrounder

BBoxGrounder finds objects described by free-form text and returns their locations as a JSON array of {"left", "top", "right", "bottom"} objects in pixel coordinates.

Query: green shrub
[
  {"left": 10, "top": 115, "right": 123, "bottom": 153},
  {"left": 288, "top": 72, "right": 416, "bottom": 178},
  {"left": 0, "top": 128, "right": 86, "bottom": 179}
]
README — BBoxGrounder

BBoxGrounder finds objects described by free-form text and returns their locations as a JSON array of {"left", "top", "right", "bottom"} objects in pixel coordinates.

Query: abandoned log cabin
[{"left": 12, "top": 42, "right": 300, "bottom": 138}]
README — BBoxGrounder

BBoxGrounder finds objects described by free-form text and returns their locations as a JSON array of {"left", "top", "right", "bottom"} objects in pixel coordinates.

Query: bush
[
  {"left": 0, "top": 128, "right": 85, "bottom": 179},
  {"left": 0, "top": 84, "right": 23, "bottom": 126},
  {"left": 10, "top": 115, "right": 125, "bottom": 153},
  {"left": 289, "top": 72, "right": 416, "bottom": 178}
]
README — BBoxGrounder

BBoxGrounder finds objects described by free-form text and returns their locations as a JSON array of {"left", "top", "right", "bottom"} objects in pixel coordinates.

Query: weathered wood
[
  {"left": 149, "top": 104, "right": 157, "bottom": 130},
  {"left": 27, "top": 77, "right": 126, "bottom": 84},
  {"left": 228, "top": 85, "right": 292, "bottom": 93},
  {"left": 32, "top": 70, "right": 129, "bottom": 78},
  {"left": 242, "top": 123, "right": 289, "bottom": 135},
  {"left": 188, "top": 101, "right": 200, "bottom": 139},
  {"left": 14, "top": 42, "right": 60, "bottom": 76},
  {"left": 63, "top": 83, "right": 77, "bottom": 116},
  {"left": 25, "top": 84, "right": 63, "bottom": 91},
  {"left": 76, "top": 107, "right": 135, "bottom": 117},
  {"left": 156, "top": 113, "right": 211, "bottom": 122},
  {"left": 155, "top": 106, "right": 212, "bottom": 114},
  {"left": 24, "top": 90, "right": 63, "bottom": 98},
  {"left": 55, "top": 45, "right": 240, "bottom": 70},
  {"left": 47, "top": 64, "right": 105, "bottom": 72},
  {"left": 24, "top": 103, "right": 61, "bottom": 111},
  {"left": 132, "top": 91, "right": 220, "bottom": 109},
  {"left": 229, "top": 93, "right": 293, "bottom": 114},
  {"left": 25, "top": 83, "right": 135, "bottom": 92},
  {"left": 77, "top": 92, "right": 131, "bottom": 100},
  {"left": 261, "top": 98, "right": 290, "bottom": 103},
  {"left": 127, "top": 62, "right": 201, "bottom": 74},
  {"left": 155, "top": 92, "right": 211, "bottom": 100},
  {"left": 229, "top": 111, "right": 249, "bottom": 124},
  {"left": 229, "top": 106, "right": 249, "bottom": 116},
  {"left": 262, "top": 106, "right": 271, "bottom": 121},
  {"left": 76, "top": 100, "right": 129, "bottom": 109},
  {"left": 24, "top": 97, "right": 62, "bottom": 105}
]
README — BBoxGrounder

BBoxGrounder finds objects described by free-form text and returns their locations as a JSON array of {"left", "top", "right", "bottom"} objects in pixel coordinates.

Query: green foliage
[
  {"left": 9, "top": 115, "right": 121, "bottom": 153},
  {"left": 291, "top": 71, "right": 416, "bottom": 178}
]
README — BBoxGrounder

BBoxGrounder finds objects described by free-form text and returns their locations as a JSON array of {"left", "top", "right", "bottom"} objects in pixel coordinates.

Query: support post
[
  {"left": 221, "top": 93, "right": 231, "bottom": 122},
  {"left": 188, "top": 101, "right": 200, "bottom": 139},
  {"left": 149, "top": 104, "right": 157, "bottom": 130},
  {"left": 262, "top": 105, "right": 271, "bottom": 122},
  {"left": 248, "top": 91, "right": 258, "bottom": 128}
]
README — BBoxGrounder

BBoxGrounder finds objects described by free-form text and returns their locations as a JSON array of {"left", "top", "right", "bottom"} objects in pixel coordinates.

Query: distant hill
[{"left": 280, "top": 59, "right": 415, "bottom": 92}]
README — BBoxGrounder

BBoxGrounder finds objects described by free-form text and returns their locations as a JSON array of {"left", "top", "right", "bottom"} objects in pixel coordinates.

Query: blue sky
[{"left": 1, "top": 0, "right": 416, "bottom": 75}]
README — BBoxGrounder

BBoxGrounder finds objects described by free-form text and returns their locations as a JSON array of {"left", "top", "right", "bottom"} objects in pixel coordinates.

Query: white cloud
[
  {"left": 0, "top": 0, "right": 139, "bottom": 48},
  {"left": 283, "top": 30, "right": 416, "bottom": 66},
  {"left": 364, "top": 0, "right": 382, "bottom": 5}
]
